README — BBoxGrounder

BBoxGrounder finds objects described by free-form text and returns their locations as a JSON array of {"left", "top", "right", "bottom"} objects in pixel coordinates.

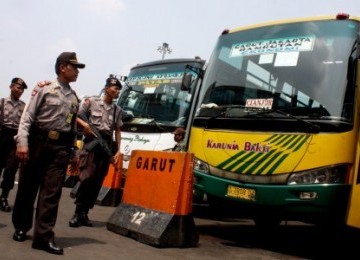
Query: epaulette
[
  {"left": 32, "top": 82, "right": 53, "bottom": 97},
  {"left": 37, "top": 80, "right": 52, "bottom": 88}
]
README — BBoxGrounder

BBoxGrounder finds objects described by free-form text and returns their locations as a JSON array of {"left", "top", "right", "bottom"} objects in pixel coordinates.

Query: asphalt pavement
[{"left": 1, "top": 184, "right": 286, "bottom": 260}]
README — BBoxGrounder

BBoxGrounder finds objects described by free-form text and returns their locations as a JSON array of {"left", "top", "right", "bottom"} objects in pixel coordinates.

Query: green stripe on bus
[{"left": 267, "top": 153, "right": 289, "bottom": 174}]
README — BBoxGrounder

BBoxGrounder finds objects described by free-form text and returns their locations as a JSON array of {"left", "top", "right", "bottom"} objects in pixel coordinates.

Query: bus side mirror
[
  {"left": 181, "top": 73, "right": 193, "bottom": 91},
  {"left": 120, "top": 75, "right": 128, "bottom": 81}
]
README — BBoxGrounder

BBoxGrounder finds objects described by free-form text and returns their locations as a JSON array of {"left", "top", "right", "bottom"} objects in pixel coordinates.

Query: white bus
[{"left": 117, "top": 58, "right": 205, "bottom": 171}]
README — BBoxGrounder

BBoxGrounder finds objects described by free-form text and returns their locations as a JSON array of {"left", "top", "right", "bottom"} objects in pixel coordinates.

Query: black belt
[
  {"left": 84, "top": 131, "right": 112, "bottom": 144},
  {"left": 100, "top": 132, "right": 112, "bottom": 142},
  {"left": 31, "top": 126, "right": 75, "bottom": 145},
  {"left": 0, "top": 125, "right": 17, "bottom": 135}
]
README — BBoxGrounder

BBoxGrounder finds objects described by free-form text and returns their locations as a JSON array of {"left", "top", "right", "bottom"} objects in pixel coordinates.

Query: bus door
[
  {"left": 347, "top": 149, "right": 360, "bottom": 228},
  {"left": 346, "top": 59, "right": 360, "bottom": 229}
]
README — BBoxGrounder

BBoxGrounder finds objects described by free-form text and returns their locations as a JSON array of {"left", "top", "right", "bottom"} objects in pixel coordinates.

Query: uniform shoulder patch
[{"left": 37, "top": 80, "right": 52, "bottom": 88}]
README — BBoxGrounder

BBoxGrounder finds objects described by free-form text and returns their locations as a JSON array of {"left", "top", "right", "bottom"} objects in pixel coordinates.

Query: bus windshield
[
  {"left": 198, "top": 20, "right": 358, "bottom": 123},
  {"left": 118, "top": 61, "right": 200, "bottom": 127}
]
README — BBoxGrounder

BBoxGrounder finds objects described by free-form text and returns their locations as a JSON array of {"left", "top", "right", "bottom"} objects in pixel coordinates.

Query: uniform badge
[{"left": 66, "top": 113, "right": 73, "bottom": 124}]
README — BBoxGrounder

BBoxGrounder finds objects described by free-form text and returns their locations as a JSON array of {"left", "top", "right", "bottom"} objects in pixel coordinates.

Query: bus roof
[
  {"left": 130, "top": 58, "right": 206, "bottom": 70},
  {"left": 227, "top": 13, "right": 360, "bottom": 34}
]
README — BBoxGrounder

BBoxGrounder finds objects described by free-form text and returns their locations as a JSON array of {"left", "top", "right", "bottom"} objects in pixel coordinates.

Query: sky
[{"left": 1, "top": 0, "right": 359, "bottom": 102}]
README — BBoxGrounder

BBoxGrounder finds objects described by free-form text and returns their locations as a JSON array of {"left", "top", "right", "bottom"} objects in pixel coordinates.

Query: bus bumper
[{"left": 194, "top": 170, "right": 351, "bottom": 224}]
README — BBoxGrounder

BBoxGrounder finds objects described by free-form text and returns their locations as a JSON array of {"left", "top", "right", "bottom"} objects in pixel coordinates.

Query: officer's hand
[
  {"left": 68, "top": 157, "right": 79, "bottom": 173},
  {"left": 83, "top": 123, "right": 97, "bottom": 137},
  {"left": 113, "top": 151, "right": 121, "bottom": 164},
  {"left": 16, "top": 146, "right": 29, "bottom": 164},
  {"left": 111, "top": 152, "right": 122, "bottom": 173}
]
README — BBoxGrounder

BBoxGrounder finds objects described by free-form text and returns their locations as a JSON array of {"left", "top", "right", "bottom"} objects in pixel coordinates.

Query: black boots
[
  {"left": 13, "top": 230, "right": 27, "bottom": 242},
  {"left": 0, "top": 197, "right": 11, "bottom": 212},
  {"left": 32, "top": 240, "right": 64, "bottom": 255},
  {"left": 69, "top": 212, "right": 93, "bottom": 227}
]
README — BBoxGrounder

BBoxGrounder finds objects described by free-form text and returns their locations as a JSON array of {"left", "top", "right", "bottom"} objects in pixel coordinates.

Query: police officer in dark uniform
[
  {"left": 69, "top": 76, "right": 122, "bottom": 228},
  {"left": 0, "top": 78, "right": 27, "bottom": 212},
  {"left": 12, "top": 52, "right": 85, "bottom": 255}
]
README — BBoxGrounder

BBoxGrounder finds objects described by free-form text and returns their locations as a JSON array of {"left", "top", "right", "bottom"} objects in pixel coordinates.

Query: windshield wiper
[
  {"left": 148, "top": 119, "right": 165, "bottom": 132},
  {"left": 246, "top": 108, "right": 320, "bottom": 133},
  {"left": 200, "top": 105, "right": 245, "bottom": 128},
  {"left": 200, "top": 105, "right": 320, "bottom": 133}
]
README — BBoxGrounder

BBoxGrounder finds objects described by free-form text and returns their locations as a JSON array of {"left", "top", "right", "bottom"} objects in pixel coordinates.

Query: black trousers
[
  {"left": 75, "top": 144, "right": 110, "bottom": 212},
  {"left": 0, "top": 128, "right": 18, "bottom": 197},
  {"left": 12, "top": 135, "right": 71, "bottom": 243}
]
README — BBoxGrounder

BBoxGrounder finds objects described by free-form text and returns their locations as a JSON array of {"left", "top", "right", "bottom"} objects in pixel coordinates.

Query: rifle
[{"left": 77, "top": 112, "right": 119, "bottom": 171}]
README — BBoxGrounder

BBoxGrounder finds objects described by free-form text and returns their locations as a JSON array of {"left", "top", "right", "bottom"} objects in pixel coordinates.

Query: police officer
[
  {"left": 12, "top": 52, "right": 85, "bottom": 255},
  {"left": 0, "top": 78, "right": 27, "bottom": 212},
  {"left": 69, "top": 76, "right": 122, "bottom": 228}
]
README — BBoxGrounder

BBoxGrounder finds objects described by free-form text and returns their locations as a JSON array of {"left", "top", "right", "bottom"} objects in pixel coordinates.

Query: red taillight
[{"left": 336, "top": 13, "right": 350, "bottom": 20}]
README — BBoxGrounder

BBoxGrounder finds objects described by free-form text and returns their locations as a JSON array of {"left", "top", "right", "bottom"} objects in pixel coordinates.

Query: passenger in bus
[{"left": 172, "top": 127, "right": 186, "bottom": 152}]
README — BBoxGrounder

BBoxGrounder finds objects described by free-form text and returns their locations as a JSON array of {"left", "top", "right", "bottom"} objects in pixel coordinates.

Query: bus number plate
[{"left": 227, "top": 185, "right": 256, "bottom": 201}]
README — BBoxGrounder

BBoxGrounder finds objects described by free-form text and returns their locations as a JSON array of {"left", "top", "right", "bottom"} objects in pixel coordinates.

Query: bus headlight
[
  {"left": 287, "top": 164, "right": 348, "bottom": 185},
  {"left": 194, "top": 157, "right": 210, "bottom": 174}
]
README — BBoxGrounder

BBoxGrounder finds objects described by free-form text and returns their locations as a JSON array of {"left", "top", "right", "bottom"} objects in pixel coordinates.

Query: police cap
[
  {"left": 11, "top": 77, "right": 28, "bottom": 89},
  {"left": 105, "top": 76, "right": 122, "bottom": 89},
  {"left": 56, "top": 52, "right": 85, "bottom": 69}
]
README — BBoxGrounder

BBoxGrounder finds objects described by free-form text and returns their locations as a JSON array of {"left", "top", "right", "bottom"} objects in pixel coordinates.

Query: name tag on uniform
[{"left": 66, "top": 113, "right": 73, "bottom": 124}]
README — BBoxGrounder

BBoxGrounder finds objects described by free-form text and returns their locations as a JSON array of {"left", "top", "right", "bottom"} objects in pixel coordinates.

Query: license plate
[{"left": 227, "top": 185, "right": 256, "bottom": 201}]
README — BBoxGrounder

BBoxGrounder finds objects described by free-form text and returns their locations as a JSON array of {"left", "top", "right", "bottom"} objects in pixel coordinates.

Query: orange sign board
[{"left": 122, "top": 150, "right": 194, "bottom": 215}]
